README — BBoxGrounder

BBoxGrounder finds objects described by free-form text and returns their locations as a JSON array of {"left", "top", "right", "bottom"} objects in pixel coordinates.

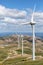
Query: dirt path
[{"left": 0, "top": 54, "right": 43, "bottom": 64}]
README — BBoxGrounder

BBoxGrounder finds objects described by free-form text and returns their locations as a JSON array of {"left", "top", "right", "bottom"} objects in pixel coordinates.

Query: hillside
[{"left": 0, "top": 35, "right": 43, "bottom": 65}]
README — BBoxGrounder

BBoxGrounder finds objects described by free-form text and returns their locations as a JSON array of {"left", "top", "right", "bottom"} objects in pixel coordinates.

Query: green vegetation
[
  {"left": 0, "top": 48, "right": 8, "bottom": 61},
  {"left": 16, "top": 48, "right": 32, "bottom": 54},
  {"left": 0, "top": 57, "right": 43, "bottom": 65},
  {"left": 36, "top": 52, "right": 43, "bottom": 56}
]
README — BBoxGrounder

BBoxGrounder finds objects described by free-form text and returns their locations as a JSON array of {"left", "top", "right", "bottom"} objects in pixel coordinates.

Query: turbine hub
[{"left": 30, "top": 22, "right": 36, "bottom": 25}]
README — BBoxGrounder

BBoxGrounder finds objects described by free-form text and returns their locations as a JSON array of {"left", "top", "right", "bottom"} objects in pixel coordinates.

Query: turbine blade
[
  {"left": 20, "top": 22, "right": 30, "bottom": 25},
  {"left": 14, "top": 22, "right": 30, "bottom": 25},
  {"left": 31, "top": 4, "right": 36, "bottom": 22}
]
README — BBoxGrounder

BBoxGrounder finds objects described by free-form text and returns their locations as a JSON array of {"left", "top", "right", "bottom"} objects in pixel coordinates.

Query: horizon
[{"left": 0, "top": 32, "right": 43, "bottom": 39}]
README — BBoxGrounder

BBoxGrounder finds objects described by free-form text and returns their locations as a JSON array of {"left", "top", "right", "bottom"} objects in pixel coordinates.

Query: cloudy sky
[{"left": 0, "top": 0, "right": 43, "bottom": 33}]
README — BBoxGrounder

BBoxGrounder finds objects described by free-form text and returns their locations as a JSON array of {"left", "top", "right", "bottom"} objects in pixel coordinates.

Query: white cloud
[
  {"left": 0, "top": 5, "right": 27, "bottom": 24},
  {"left": 0, "top": 5, "right": 27, "bottom": 18},
  {"left": 0, "top": 5, "right": 43, "bottom": 32},
  {"left": 3, "top": 17, "right": 17, "bottom": 23}
]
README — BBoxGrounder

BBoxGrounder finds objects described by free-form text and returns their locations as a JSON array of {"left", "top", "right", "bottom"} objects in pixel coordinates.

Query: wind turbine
[{"left": 30, "top": 5, "right": 36, "bottom": 60}]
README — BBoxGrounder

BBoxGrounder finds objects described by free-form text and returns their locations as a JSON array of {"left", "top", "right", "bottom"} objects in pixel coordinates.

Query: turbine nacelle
[{"left": 30, "top": 21, "right": 36, "bottom": 25}]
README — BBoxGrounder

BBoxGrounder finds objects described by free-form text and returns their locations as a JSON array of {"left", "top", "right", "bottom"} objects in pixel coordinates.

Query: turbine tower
[
  {"left": 18, "top": 35, "right": 20, "bottom": 48},
  {"left": 16, "top": 33, "right": 20, "bottom": 48},
  {"left": 30, "top": 5, "right": 36, "bottom": 60},
  {"left": 21, "top": 35, "right": 24, "bottom": 56}
]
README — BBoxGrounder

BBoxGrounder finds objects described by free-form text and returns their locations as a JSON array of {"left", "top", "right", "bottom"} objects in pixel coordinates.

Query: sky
[{"left": 0, "top": 0, "right": 43, "bottom": 33}]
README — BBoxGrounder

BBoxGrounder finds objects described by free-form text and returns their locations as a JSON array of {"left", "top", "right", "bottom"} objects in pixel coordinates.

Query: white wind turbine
[{"left": 30, "top": 5, "right": 36, "bottom": 60}]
